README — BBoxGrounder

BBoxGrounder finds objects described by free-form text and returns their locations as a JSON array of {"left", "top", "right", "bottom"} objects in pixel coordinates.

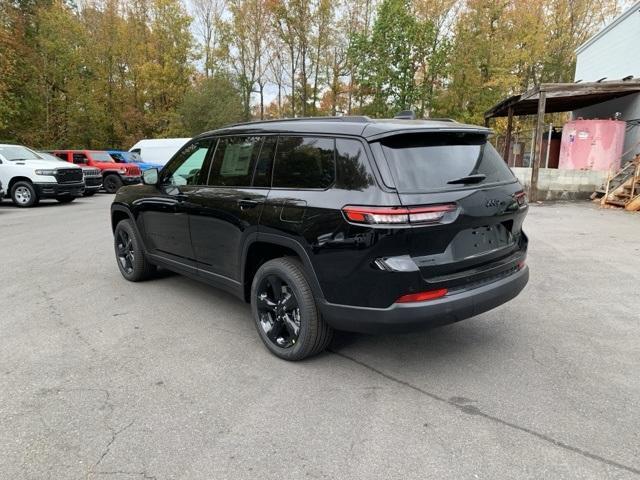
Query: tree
[
  {"left": 224, "top": 0, "right": 270, "bottom": 121},
  {"left": 191, "top": 0, "right": 225, "bottom": 78},
  {"left": 438, "top": 0, "right": 521, "bottom": 124},
  {"left": 349, "top": 0, "right": 444, "bottom": 117},
  {"left": 268, "top": 0, "right": 303, "bottom": 116},
  {"left": 177, "top": 74, "right": 244, "bottom": 135},
  {"left": 0, "top": 0, "right": 22, "bottom": 133}
]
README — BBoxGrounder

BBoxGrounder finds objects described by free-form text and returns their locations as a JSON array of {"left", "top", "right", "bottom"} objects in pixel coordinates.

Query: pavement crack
[
  {"left": 94, "top": 472, "right": 156, "bottom": 479},
  {"left": 36, "top": 283, "right": 97, "bottom": 353},
  {"left": 329, "top": 349, "right": 640, "bottom": 477},
  {"left": 89, "top": 420, "right": 135, "bottom": 476}
]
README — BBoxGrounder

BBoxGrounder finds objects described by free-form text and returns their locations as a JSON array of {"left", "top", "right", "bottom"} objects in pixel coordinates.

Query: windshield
[
  {"left": 128, "top": 152, "right": 143, "bottom": 163},
  {"left": 38, "top": 152, "right": 65, "bottom": 163},
  {"left": 0, "top": 145, "right": 43, "bottom": 161},
  {"left": 91, "top": 151, "right": 115, "bottom": 162},
  {"left": 379, "top": 132, "right": 515, "bottom": 193},
  {"left": 115, "top": 151, "right": 142, "bottom": 163}
]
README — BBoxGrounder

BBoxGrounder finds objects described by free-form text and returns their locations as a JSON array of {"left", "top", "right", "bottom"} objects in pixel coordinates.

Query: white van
[{"left": 128, "top": 138, "right": 191, "bottom": 166}]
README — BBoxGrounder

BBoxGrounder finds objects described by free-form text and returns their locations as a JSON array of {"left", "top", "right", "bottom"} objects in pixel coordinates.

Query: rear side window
[
  {"left": 379, "top": 132, "right": 515, "bottom": 193},
  {"left": 209, "top": 136, "right": 262, "bottom": 187},
  {"left": 335, "top": 138, "right": 376, "bottom": 191},
  {"left": 273, "top": 136, "right": 335, "bottom": 189}
]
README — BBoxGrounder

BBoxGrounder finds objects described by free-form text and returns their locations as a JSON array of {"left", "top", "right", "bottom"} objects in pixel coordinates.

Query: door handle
[{"left": 238, "top": 199, "right": 262, "bottom": 210}]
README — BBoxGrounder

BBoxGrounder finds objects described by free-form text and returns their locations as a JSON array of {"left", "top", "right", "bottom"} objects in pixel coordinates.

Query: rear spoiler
[{"left": 364, "top": 127, "right": 492, "bottom": 142}]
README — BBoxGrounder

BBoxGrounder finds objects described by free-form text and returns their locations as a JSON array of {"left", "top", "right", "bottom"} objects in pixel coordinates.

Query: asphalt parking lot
[{"left": 1, "top": 194, "right": 639, "bottom": 480}]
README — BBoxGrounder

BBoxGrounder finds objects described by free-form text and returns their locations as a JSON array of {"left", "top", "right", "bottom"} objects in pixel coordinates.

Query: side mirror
[{"left": 142, "top": 168, "right": 159, "bottom": 185}]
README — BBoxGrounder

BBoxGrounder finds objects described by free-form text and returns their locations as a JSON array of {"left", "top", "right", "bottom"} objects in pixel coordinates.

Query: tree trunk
[
  {"left": 259, "top": 82, "right": 264, "bottom": 120},
  {"left": 290, "top": 45, "right": 295, "bottom": 117}
]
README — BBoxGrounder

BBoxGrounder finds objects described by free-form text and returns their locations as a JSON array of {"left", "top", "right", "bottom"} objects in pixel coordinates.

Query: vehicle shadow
[
  {"left": 149, "top": 268, "right": 512, "bottom": 369},
  {"left": 0, "top": 199, "right": 87, "bottom": 209},
  {"left": 328, "top": 316, "right": 511, "bottom": 365}
]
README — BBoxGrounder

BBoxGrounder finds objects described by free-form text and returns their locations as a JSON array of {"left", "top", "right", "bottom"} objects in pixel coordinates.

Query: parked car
[
  {"left": 52, "top": 149, "right": 141, "bottom": 193},
  {"left": 128, "top": 138, "right": 190, "bottom": 166},
  {"left": 0, "top": 179, "right": 4, "bottom": 202},
  {"left": 107, "top": 150, "right": 163, "bottom": 172},
  {"left": 0, "top": 144, "right": 84, "bottom": 207},
  {"left": 110, "top": 116, "right": 529, "bottom": 360},
  {"left": 39, "top": 151, "right": 102, "bottom": 196}
]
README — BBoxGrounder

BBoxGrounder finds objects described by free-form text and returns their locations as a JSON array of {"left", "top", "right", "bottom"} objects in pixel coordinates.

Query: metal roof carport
[{"left": 484, "top": 79, "right": 640, "bottom": 201}]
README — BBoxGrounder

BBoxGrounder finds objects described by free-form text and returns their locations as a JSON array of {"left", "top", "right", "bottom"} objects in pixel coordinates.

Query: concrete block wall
[{"left": 511, "top": 167, "right": 607, "bottom": 200}]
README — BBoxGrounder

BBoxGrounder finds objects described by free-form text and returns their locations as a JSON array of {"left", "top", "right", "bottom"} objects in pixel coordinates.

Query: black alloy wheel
[
  {"left": 116, "top": 228, "right": 135, "bottom": 276},
  {"left": 256, "top": 274, "right": 302, "bottom": 349},
  {"left": 113, "top": 219, "right": 156, "bottom": 281},
  {"left": 251, "top": 257, "right": 333, "bottom": 361}
]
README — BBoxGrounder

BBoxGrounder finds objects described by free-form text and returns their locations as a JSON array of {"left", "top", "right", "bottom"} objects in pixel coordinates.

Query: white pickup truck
[{"left": 0, "top": 144, "right": 85, "bottom": 207}]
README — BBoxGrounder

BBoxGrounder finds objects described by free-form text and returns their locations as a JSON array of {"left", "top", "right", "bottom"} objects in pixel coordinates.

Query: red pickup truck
[{"left": 53, "top": 150, "right": 141, "bottom": 193}]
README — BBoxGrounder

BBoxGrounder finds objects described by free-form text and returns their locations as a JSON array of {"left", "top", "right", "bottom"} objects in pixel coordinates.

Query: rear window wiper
[{"left": 447, "top": 174, "right": 486, "bottom": 185}]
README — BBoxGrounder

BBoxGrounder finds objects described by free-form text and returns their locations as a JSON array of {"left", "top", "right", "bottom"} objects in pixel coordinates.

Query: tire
[
  {"left": 251, "top": 257, "right": 333, "bottom": 361},
  {"left": 103, "top": 174, "right": 123, "bottom": 193},
  {"left": 83, "top": 190, "right": 97, "bottom": 197},
  {"left": 113, "top": 219, "right": 156, "bottom": 281},
  {"left": 56, "top": 196, "right": 75, "bottom": 203},
  {"left": 10, "top": 181, "right": 39, "bottom": 208}
]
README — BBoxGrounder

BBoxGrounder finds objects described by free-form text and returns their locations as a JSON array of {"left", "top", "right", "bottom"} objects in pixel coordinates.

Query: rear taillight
[
  {"left": 343, "top": 204, "right": 457, "bottom": 225},
  {"left": 515, "top": 191, "right": 527, "bottom": 207},
  {"left": 396, "top": 288, "right": 448, "bottom": 303}
]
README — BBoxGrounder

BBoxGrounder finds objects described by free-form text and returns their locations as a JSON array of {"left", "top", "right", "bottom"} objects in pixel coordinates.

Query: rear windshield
[{"left": 379, "top": 132, "right": 515, "bottom": 192}]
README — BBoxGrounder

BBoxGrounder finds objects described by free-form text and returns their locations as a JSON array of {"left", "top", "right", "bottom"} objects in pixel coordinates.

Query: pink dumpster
[{"left": 558, "top": 119, "right": 626, "bottom": 171}]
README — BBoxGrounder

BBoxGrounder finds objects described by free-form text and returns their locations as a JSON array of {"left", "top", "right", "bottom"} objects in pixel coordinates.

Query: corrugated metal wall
[
  {"left": 573, "top": 3, "right": 640, "bottom": 163},
  {"left": 574, "top": 3, "right": 640, "bottom": 82}
]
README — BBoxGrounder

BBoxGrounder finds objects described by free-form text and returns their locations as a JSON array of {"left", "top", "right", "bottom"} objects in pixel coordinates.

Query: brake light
[
  {"left": 396, "top": 288, "right": 448, "bottom": 303},
  {"left": 343, "top": 204, "right": 457, "bottom": 225},
  {"left": 515, "top": 191, "right": 527, "bottom": 207}
]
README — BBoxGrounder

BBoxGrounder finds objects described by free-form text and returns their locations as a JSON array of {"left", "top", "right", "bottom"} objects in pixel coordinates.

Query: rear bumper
[
  {"left": 319, "top": 266, "right": 529, "bottom": 334},
  {"left": 34, "top": 182, "right": 84, "bottom": 198}
]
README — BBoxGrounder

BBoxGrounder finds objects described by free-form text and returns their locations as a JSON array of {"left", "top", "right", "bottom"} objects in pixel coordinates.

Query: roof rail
[
  {"left": 227, "top": 116, "right": 372, "bottom": 128},
  {"left": 426, "top": 117, "right": 457, "bottom": 122},
  {"left": 394, "top": 110, "right": 416, "bottom": 120}
]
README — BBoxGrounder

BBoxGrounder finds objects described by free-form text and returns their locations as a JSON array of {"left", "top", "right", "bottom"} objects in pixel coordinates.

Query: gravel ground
[{"left": 0, "top": 194, "right": 639, "bottom": 480}]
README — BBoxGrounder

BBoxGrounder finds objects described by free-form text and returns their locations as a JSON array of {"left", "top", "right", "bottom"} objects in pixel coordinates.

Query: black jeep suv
[{"left": 111, "top": 116, "right": 529, "bottom": 360}]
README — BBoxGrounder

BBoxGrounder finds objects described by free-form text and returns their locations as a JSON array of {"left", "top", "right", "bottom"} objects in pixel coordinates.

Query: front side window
[
  {"left": 109, "top": 152, "right": 125, "bottom": 163},
  {"left": 208, "top": 136, "right": 263, "bottom": 187},
  {"left": 273, "top": 136, "right": 335, "bottom": 189},
  {"left": 163, "top": 139, "right": 212, "bottom": 186},
  {"left": 73, "top": 153, "right": 88, "bottom": 164}
]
